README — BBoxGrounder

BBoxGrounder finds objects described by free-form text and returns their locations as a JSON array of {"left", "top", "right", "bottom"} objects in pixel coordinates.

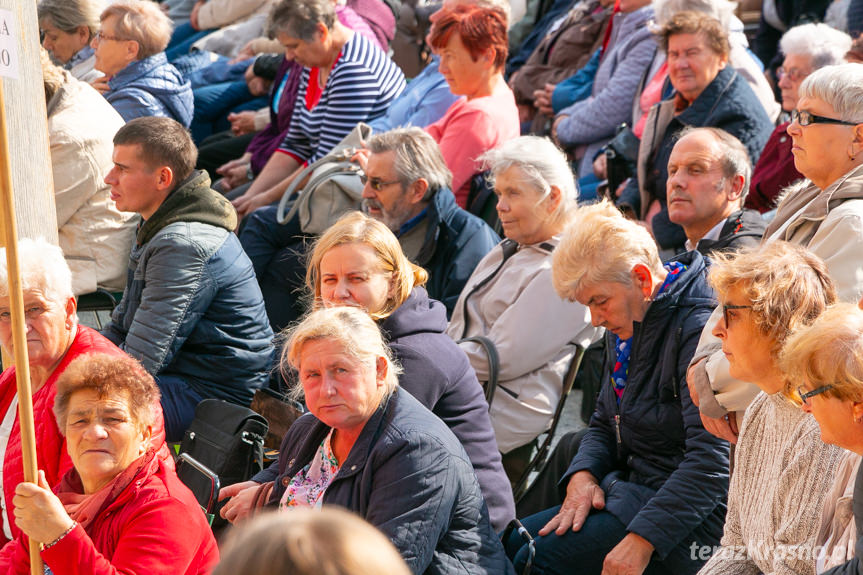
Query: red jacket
[
  {"left": 8, "top": 447, "right": 219, "bottom": 575},
  {"left": 0, "top": 326, "right": 124, "bottom": 547}
]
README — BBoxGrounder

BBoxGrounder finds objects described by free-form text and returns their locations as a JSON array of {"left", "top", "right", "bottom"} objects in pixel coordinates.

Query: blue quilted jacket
[{"left": 105, "top": 52, "right": 194, "bottom": 127}]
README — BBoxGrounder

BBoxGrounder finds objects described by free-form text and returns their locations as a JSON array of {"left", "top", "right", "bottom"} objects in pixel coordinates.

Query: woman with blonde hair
[
  {"left": 780, "top": 303, "right": 863, "bottom": 573},
  {"left": 214, "top": 509, "right": 410, "bottom": 575},
  {"left": 223, "top": 211, "right": 514, "bottom": 530},
  {"left": 224, "top": 307, "right": 514, "bottom": 574},
  {"left": 699, "top": 241, "right": 845, "bottom": 575}
]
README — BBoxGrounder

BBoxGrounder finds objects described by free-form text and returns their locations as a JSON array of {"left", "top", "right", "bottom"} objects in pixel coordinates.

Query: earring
[{"left": 856, "top": 415, "right": 863, "bottom": 424}]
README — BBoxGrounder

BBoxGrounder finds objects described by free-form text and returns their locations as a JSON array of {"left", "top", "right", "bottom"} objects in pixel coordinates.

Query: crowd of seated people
[{"left": 9, "top": 0, "right": 863, "bottom": 572}]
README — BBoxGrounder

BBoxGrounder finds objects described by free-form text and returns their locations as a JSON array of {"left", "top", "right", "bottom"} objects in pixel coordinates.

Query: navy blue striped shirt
[{"left": 278, "top": 33, "right": 405, "bottom": 163}]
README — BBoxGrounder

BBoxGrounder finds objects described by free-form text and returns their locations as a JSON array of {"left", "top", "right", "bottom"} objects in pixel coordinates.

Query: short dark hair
[
  {"left": 113, "top": 117, "right": 197, "bottom": 183},
  {"left": 54, "top": 353, "right": 161, "bottom": 432},
  {"left": 266, "top": 0, "right": 335, "bottom": 41}
]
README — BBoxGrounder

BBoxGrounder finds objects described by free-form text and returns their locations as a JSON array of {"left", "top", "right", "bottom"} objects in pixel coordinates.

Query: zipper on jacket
[{"left": 614, "top": 414, "right": 622, "bottom": 452}]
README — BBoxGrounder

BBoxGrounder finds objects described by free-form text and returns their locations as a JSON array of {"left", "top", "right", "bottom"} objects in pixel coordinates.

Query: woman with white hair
[
  {"left": 746, "top": 23, "right": 852, "bottom": 213},
  {"left": 90, "top": 0, "right": 193, "bottom": 126},
  {"left": 0, "top": 239, "right": 167, "bottom": 554},
  {"left": 447, "top": 136, "right": 599, "bottom": 481},
  {"left": 38, "top": 0, "right": 104, "bottom": 82},
  {"left": 224, "top": 306, "right": 514, "bottom": 574},
  {"left": 505, "top": 200, "right": 728, "bottom": 575}
]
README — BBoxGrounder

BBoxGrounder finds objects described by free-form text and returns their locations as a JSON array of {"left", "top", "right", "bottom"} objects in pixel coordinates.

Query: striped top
[{"left": 278, "top": 32, "right": 405, "bottom": 164}]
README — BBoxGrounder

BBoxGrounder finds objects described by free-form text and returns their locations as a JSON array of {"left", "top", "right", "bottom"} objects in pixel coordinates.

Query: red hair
[{"left": 428, "top": 4, "right": 508, "bottom": 70}]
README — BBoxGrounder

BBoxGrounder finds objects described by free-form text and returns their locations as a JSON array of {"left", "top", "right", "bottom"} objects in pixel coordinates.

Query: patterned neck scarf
[{"left": 611, "top": 261, "right": 687, "bottom": 403}]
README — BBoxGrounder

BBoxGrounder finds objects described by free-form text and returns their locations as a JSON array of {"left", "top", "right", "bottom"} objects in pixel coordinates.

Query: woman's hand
[
  {"left": 232, "top": 190, "right": 269, "bottom": 218},
  {"left": 539, "top": 471, "right": 605, "bottom": 536},
  {"left": 551, "top": 115, "right": 568, "bottom": 146},
  {"left": 230, "top": 41, "right": 258, "bottom": 65},
  {"left": 12, "top": 471, "right": 75, "bottom": 544},
  {"left": 219, "top": 481, "right": 260, "bottom": 524},
  {"left": 602, "top": 533, "right": 654, "bottom": 575},
  {"left": 228, "top": 111, "right": 258, "bottom": 136},
  {"left": 533, "top": 83, "right": 556, "bottom": 116},
  {"left": 89, "top": 75, "right": 111, "bottom": 95},
  {"left": 189, "top": 0, "right": 205, "bottom": 30},
  {"left": 593, "top": 154, "right": 608, "bottom": 180},
  {"left": 700, "top": 411, "right": 739, "bottom": 444},
  {"left": 216, "top": 153, "right": 252, "bottom": 176}
]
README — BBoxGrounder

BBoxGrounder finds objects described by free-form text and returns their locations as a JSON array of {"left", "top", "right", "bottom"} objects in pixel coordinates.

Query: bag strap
[
  {"left": 458, "top": 335, "right": 500, "bottom": 408},
  {"left": 276, "top": 160, "right": 362, "bottom": 225}
]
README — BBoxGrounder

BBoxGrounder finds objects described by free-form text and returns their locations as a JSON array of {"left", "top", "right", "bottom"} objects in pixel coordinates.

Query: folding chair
[{"left": 76, "top": 288, "right": 121, "bottom": 330}]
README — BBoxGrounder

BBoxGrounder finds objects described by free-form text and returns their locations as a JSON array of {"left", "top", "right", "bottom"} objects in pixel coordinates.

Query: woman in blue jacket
[{"left": 505, "top": 200, "right": 729, "bottom": 575}]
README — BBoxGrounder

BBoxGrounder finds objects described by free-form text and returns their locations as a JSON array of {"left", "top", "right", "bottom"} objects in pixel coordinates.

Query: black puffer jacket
[
  {"left": 564, "top": 250, "right": 729, "bottom": 561},
  {"left": 267, "top": 389, "right": 515, "bottom": 575},
  {"left": 380, "top": 287, "right": 515, "bottom": 531}
]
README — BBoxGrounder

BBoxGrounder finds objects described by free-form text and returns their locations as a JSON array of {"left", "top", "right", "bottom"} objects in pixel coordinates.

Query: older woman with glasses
[
  {"left": 698, "top": 241, "right": 845, "bottom": 575},
  {"left": 780, "top": 303, "right": 863, "bottom": 574},
  {"left": 90, "top": 0, "right": 193, "bottom": 126}
]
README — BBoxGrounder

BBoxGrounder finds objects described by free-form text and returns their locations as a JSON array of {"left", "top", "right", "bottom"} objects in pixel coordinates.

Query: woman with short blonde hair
[{"left": 698, "top": 241, "right": 844, "bottom": 575}]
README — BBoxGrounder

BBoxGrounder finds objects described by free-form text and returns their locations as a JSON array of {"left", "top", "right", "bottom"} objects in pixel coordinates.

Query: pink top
[{"left": 425, "top": 80, "right": 519, "bottom": 208}]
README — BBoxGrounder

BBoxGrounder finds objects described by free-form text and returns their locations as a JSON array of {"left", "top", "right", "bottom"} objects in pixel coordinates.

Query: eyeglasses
[
  {"left": 359, "top": 174, "right": 400, "bottom": 192},
  {"left": 791, "top": 109, "right": 859, "bottom": 127},
  {"left": 777, "top": 66, "right": 808, "bottom": 83},
  {"left": 722, "top": 304, "right": 752, "bottom": 327},
  {"left": 0, "top": 305, "right": 48, "bottom": 324},
  {"left": 797, "top": 384, "right": 834, "bottom": 406},
  {"left": 94, "top": 31, "right": 127, "bottom": 43}
]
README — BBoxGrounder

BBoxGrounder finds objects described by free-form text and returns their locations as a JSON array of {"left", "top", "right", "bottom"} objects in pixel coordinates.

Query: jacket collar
[
  {"left": 136, "top": 170, "right": 237, "bottom": 245},
  {"left": 109, "top": 52, "right": 168, "bottom": 88},
  {"left": 673, "top": 66, "right": 737, "bottom": 126},
  {"left": 415, "top": 188, "right": 457, "bottom": 265}
]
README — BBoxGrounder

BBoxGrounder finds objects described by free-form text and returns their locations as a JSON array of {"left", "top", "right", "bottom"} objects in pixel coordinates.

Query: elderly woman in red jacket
[
  {"left": 0, "top": 239, "right": 152, "bottom": 552},
  {"left": 5, "top": 353, "right": 217, "bottom": 574}
]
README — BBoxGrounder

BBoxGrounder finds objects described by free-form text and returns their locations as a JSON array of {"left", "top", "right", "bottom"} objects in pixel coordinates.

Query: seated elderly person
[
  {"left": 697, "top": 242, "right": 844, "bottom": 575},
  {"left": 746, "top": 23, "right": 852, "bottom": 213},
  {"left": 221, "top": 307, "right": 514, "bottom": 574},
  {"left": 42, "top": 49, "right": 136, "bottom": 296},
  {"left": 38, "top": 0, "right": 102, "bottom": 82},
  {"left": 505, "top": 200, "right": 728, "bottom": 575},
  {"left": 446, "top": 136, "right": 599, "bottom": 480},
  {"left": 666, "top": 127, "right": 765, "bottom": 253},
  {"left": 616, "top": 11, "right": 773, "bottom": 254},
  {"left": 688, "top": 63, "right": 863, "bottom": 446},
  {"left": 780, "top": 303, "right": 863, "bottom": 574},
  {"left": 240, "top": 127, "right": 499, "bottom": 329},
  {"left": 230, "top": 0, "right": 405, "bottom": 218},
  {"left": 4, "top": 353, "right": 218, "bottom": 573},
  {"left": 89, "top": 0, "right": 193, "bottom": 126},
  {"left": 551, "top": 0, "right": 656, "bottom": 180},
  {"left": 0, "top": 239, "right": 141, "bottom": 554}
]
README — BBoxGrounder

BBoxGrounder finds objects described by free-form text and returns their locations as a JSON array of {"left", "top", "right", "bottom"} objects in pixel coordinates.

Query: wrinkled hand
[
  {"left": 219, "top": 481, "right": 260, "bottom": 524},
  {"left": 700, "top": 411, "right": 739, "bottom": 444},
  {"left": 551, "top": 115, "right": 568, "bottom": 145},
  {"left": 350, "top": 147, "right": 371, "bottom": 171},
  {"left": 216, "top": 153, "right": 252, "bottom": 176},
  {"left": 230, "top": 41, "right": 257, "bottom": 65},
  {"left": 228, "top": 111, "right": 257, "bottom": 136},
  {"left": 539, "top": 471, "right": 604, "bottom": 536},
  {"left": 189, "top": 0, "right": 205, "bottom": 30},
  {"left": 533, "top": 83, "right": 556, "bottom": 116},
  {"left": 232, "top": 190, "right": 269, "bottom": 219},
  {"left": 89, "top": 75, "right": 111, "bottom": 95},
  {"left": 602, "top": 533, "right": 654, "bottom": 575},
  {"left": 593, "top": 153, "right": 608, "bottom": 180},
  {"left": 13, "top": 470, "right": 75, "bottom": 544},
  {"left": 221, "top": 164, "right": 251, "bottom": 191}
]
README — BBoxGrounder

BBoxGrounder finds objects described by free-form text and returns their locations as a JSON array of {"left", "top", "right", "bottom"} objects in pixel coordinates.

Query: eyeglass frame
[
  {"left": 776, "top": 66, "right": 808, "bottom": 83},
  {"left": 791, "top": 109, "right": 860, "bottom": 127},
  {"left": 797, "top": 384, "right": 834, "bottom": 406},
  {"left": 93, "top": 31, "right": 128, "bottom": 43},
  {"left": 722, "top": 304, "right": 752, "bottom": 327},
  {"left": 359, "top": 173, "right": 401, "bottom": 192}
]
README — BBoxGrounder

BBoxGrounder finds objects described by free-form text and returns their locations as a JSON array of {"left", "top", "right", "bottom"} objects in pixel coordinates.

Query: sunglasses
[
  {"left": 797, "top": 384, "right": 834, "bottom": 406},
  {"left": 359, "top": 174, "right": 400, "bottom": 192},
  {"left": 791, "top": 109, "right": 859, "bottom": 127}
]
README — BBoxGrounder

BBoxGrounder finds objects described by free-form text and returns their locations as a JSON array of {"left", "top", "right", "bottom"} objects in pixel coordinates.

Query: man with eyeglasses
[
  {"left": 666, "top": 127, "right": 765, "bottom": 255},
  {"left": 688, "top": 62, "right": 863, "bottom": 445}
]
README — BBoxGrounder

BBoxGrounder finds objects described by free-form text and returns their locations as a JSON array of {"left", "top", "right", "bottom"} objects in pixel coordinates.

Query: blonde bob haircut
[
  {"left": 552, "top": 200, "right": 663, "bottom": 298},
  {"left": 100, "top": 0, "right": 173, "bottom": 60},
  {"left": 212, "top": 508, "right": 411, "bottom": 575},
  {"left": 306, "top": 211, "right": 428, "bottom": 320},
  {"left": 283, "top": 306, "right": 402, "bottom": 402},
  {"left": 708, "top": 241, "right": 837, "bottom": 356},
  {"left": 780, "top": 303, "right": 863, "bottom": 403}
]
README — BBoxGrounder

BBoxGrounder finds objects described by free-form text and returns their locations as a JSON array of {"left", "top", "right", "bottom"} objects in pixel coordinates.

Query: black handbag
[
  {"left": 179, "top": 399, "right": 268, "bottom": 494},
  {"left": 604, "top": 124, "right": 640, "bottom": 195}
]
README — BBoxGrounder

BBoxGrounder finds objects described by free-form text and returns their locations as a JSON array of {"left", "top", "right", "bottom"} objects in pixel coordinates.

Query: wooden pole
[{"left": 0, "top": 82, "right": 42, "bottom": 575}]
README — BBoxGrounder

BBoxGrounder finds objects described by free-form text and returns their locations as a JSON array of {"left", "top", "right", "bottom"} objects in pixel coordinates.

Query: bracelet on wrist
[{"left": 43, "top": 521, "right": 77, "bottom": 550}]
